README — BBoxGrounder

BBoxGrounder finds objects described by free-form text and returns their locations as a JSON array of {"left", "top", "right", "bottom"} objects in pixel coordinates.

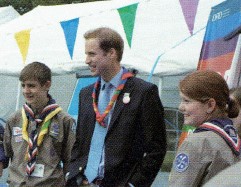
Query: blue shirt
[{"left": 97, "top": 67, "right": 123, "bottom": 178}]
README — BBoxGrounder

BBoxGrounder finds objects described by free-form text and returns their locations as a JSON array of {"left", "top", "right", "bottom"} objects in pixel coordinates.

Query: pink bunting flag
[{"left": 179, "top": 0, "right": 199, "bottom": 35}]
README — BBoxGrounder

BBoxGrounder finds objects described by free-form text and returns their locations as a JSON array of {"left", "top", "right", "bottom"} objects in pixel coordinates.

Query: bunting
[
  {"left": 60, "top": 18, "right": 79, "bottom": 60},
  {"left": 179, "top": 0, "right": 199, "bottom": 35},
  {"left": 118, "top": 3, "right": 138, "bottom": 48},
  {"left": 14, "top": 30, "right": 31, "bottom": 64}
]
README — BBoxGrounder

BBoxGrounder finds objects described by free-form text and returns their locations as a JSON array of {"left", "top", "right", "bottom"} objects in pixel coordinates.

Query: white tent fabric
[
  {"left": 0, "top": 0, "right": 142, "bottom": 120},
  {"left": 0, "top": 0, "right": 225, "bottom": 119},
  {"left": 0, "top": 0, "right": 140, "bottom": 76},
  {"left": 0, "top": 0, "right": 224, "bottom": 77},
  {"left": 141, "top": 0, "right": 225, "bottom": 77},
  {"left": 0, "top": 5, "right": 19, "bottom": 26},
  {"left": 0, "top": 6, "right": 20, "bottom": 120},
  {"left": 0, "top": 0, "right": 138, "bottom": 34}
]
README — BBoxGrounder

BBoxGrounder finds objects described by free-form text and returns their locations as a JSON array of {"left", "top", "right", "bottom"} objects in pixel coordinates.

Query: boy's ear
[{"left": 45, "top": 81, "right": 51, "bottom": 91}]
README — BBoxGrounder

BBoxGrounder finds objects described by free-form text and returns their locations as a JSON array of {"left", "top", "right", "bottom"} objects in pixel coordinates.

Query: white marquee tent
[
  {"left": 0, "top": 0, "right": 225, "bottom": 76},
  {"left": 0, "top": 6, "right": 20, "bottom": 121},
  {"left": 0, "top": 5, "right": 19, "bottom": 26},
  {"left": 0, "top": 0, "right": 225, "bottom": 120}
]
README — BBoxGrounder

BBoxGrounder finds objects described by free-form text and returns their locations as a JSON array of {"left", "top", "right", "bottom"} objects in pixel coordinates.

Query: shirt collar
[{"left": 101, "top": 68, "right": 123, "bottom": 89}]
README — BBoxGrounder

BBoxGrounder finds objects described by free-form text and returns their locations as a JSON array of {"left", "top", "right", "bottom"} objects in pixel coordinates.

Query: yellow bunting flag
[{"left": 14, "top": 30, "right": 31, "bottom": 64}]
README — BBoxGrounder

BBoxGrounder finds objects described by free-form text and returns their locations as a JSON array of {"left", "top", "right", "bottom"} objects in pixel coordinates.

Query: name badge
[
  {"left": 15, "top": 135, "right": 23, "bottom": 142},
  {"left": 13, "top": 127, "right": 22, "bottom": 136},
  {"left": 13, "top": 127, "right": 23, "bottom": 142}
]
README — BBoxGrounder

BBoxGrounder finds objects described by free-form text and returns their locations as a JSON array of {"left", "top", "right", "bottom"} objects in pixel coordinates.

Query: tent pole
[{"left": 16, "top": 81, "right": 21, "bottom": 111}]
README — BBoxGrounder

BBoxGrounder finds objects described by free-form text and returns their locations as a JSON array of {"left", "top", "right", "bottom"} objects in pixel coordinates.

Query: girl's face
[{"left": 179, "top": 92, "right": 211, "bottom": 127}]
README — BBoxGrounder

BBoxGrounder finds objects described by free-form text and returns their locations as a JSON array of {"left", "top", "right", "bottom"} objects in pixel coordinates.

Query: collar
[{"left": 101, "top": 68, "right": 123, "bottom": 89}]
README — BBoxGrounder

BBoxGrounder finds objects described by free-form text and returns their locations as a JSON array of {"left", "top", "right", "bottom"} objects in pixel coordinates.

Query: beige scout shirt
[
  {"left": 169, "top": 131, "right": 240, "bottom": 187},
  {"left": 203, "top": 160, "right": 241, "bottom": 187},
  {"left": 4, "top": 110, "right": 76, "bottom": 187}
]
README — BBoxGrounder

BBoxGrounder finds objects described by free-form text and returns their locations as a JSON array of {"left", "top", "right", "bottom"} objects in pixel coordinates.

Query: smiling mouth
[
  {"left": 25, "top": 95, "right": 33, "bottom": 100},
  {"left": 89, "top": 66, "right": 96, "bottom": 72}
]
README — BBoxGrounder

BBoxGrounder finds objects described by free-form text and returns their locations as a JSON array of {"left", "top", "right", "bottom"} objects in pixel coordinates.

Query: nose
[
  {"left": 178, "top": 102, "right": 184, "bottom": 112},
  {"left": 85, "top": 55, "right": 90, "bottom": 65},
  {"left": 22, "top": 86, "right": 30, "bottom": 94}
]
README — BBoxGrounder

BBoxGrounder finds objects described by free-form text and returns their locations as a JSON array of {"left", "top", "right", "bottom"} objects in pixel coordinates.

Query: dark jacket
[
  {"left": 0, "top": 122, "right": 9, "bottom": 169},
  {"left": 68, "top": 76, "right": 167, "bottom": 187}
]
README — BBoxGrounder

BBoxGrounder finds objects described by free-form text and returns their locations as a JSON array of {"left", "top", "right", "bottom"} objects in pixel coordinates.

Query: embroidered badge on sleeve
[{"left": 174, "top": 153, "right": 189, "bottom": 172}]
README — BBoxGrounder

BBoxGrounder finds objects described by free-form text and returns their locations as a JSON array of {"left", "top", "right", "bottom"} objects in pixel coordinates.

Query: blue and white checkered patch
[{"left": 174, "top": 153, "right": 189, "bottom": 172}]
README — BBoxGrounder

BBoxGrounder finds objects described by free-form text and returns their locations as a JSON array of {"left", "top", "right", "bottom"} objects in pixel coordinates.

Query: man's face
[
  {"left": 85, "top": 38, "right": 112, "bottom": 78},
  {"left": 21, "top": 80, "right": 50, "bottom": 109}
]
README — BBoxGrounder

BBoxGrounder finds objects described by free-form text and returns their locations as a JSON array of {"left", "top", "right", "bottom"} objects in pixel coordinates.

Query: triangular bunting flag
[
  {"left": 179, "top": 0, "right": 199, "bottom": 35},
  {"left": 118, "top": 3, "right": 138, "bottom": 48},
  {"left": 14, "top": 30, "right": 31, "bottom": 64},
  {"left": 60, "top": 18, "right": 79, "bottom": 60}
]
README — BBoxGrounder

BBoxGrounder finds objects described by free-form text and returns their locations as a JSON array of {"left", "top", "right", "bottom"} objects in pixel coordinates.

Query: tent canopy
[
  {"left": 0, "top": 0, "right": 227, "bottom": 120},
  {"left": 0, "top": 5, "right": 19, "bottom": 26},
  {"left": 0, "top": 0, "right": 224, "bottom": 77}
]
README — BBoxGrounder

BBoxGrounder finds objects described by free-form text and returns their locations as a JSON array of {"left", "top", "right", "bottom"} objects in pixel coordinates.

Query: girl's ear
[{"left": 207, "top": 98, "right": 216, "bottom": 113}]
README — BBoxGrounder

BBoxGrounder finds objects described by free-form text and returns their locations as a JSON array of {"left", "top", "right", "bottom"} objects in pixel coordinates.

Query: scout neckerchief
[
  {"left": 92, "top": 69, "right": 133, "bottom": 128},
  {"left": 21, "top": 95, "right": 62, "bottom": 176},
  {"left": 195, "top": 118, "right": 241, "bottom": 156}
]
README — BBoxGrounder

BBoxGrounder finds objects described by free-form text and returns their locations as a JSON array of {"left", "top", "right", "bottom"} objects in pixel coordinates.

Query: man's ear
[
  {"left": 207, "top": 98, "right": 216, "bottom": 113},
  {"left": 108, "top": 48, "right": 117, "bottom": 59}
]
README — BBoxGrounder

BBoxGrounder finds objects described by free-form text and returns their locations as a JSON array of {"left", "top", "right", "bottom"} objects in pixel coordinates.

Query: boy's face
[{"left": 21, "top": 80, "right": 50, "bottom": 109}]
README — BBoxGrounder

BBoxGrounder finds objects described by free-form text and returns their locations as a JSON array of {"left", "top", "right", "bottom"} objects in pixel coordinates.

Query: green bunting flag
[{"left": 118, "top": 3, "right": 138, "bottom": 48}]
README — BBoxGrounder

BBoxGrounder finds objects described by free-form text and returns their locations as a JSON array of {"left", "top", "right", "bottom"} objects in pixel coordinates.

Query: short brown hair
[
  {"left": 84, "top": 27, "right": 124, "bottom": 62},
  {"left": 179, "top": 70, "right": 239, "bottom": 118},
  {"left": 19, "top": 61, "right": 51, "bottom": 86}
]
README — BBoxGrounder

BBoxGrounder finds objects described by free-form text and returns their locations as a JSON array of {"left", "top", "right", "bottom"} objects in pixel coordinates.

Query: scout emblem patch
[
  {"left": 49, "top": 123, "right": 59, "bottom": 137},
  {"left": 174, "top": 153, "right": 189, "bottom": 172}
]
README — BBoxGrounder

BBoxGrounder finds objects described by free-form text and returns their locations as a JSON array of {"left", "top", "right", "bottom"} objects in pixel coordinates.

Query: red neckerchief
[{"left": 92, "top": 69, "right": 133, "bottom": 127}]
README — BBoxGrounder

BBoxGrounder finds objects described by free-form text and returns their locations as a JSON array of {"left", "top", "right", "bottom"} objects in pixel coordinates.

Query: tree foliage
[
  {"left": 0, "top": 0, "right": 104, "bottom": 15},
  {"left": 0, "top": 0, "right": 33, "bottom": 14}
]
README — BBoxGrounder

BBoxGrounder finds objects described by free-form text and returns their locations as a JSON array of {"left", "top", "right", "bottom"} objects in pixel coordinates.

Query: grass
[{"left": 161, "top": 151, "right": 176, "bottom": 172}]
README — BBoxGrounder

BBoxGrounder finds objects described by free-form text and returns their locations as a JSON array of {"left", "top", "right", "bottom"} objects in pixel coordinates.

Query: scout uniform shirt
[
  {"left": 169, "top": 118, "right": 241, "bottom": 187},
  {"left": 4, "top": 110, "right": 76, "bottom": 187},
  {"left": 203, "top": 159, "right": 241, "bottom": 187}
]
